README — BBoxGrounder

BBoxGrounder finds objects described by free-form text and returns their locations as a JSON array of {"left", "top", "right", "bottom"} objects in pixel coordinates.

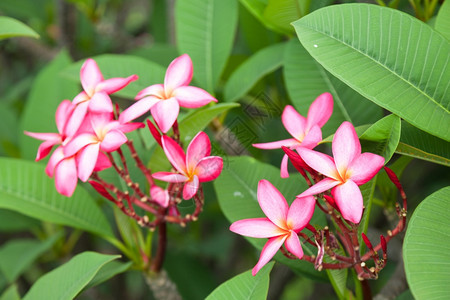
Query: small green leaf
[
  {"left": 23, "top": 252, "right": 120, "bottom": 300},
  {"left": 61, "top": 54, "right": 166, "bottom": 100},
  {"left": 214, "top": 156, "right": 327, "bottom": 281},
  {"left": 0, "top": 284, "right": 20, "bottom": 300},
  {"left": 293, "top": 4, "right": 450, "bottom": 141},
  {"left": 206, "top": 262, "right": 274, "bottom": 300},
  {"left": 84, "top": 260, "right": 132, "bottom": 290},
  {"left": 403, "top": 187, "right": 450, "bottom": 300},
  {"left": 0, "top": 16, "right": 39, "bottom": 40},
  {"left": 0, "top": 234, "right": 61, "bottom": 283},
  {"left": 283, "top": 39, "right": 382, "bottom": 137},
  {"left": 435, "top": 0, "right": 450, "bottom": 40},
  {"left": 224, "top": 42, "right": 286, "bottom": 102},
  {"left": 0, "top": 158, "right": 114, "bottom": 238},
  {"left": 263, "top": 0, "right": 307, "bottom": 34},
  {"left": 360, "top": 114, "right": 402, "bottom": 162},
  {"left": 395, "top": 121, "right": 450, "bottom": 167},
  {"left": 175, "top": 0, "right": 238, "bottom": 92}
]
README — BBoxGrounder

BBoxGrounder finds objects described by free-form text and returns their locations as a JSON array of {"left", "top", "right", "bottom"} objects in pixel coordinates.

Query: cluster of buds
[
  {"left": 231, "top": 94, "right": 407, "bottom": 279},
  {"left": 25, "top": 54, "right": 223, "bottom": 232}
]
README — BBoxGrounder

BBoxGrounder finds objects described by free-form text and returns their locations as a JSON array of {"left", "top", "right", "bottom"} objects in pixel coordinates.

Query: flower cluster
[
  {"left": 231, "top": 94, "right": 387, "bottom": 276},
  {"left": 25, "top": 54, "right": 222, "bottom": 209}
]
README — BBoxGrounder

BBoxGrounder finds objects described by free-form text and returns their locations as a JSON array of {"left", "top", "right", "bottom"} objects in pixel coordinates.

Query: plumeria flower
[
  {"left": 297, "top": 121, "right": 385, "bottom": 224},
  {"left": 253, "top": 93, "right": 333, "bottom": 178},
  {"left": 64, "top": 112, "right": 144, "bottom": 182},
  {"left": 152, "top": 132, "right": 223, "bottom": 200},
  {"left": 119, "top": 54, "right": 217, "bottom": 133},
  {"left": 230, "top": 180, "right": 315, "bottom": 276},
  {"left": 66, "top": 58, "right": 138, "bottom": 136},
  {"left": 24, "top": 100, "right": 75, "bottom": 161},
  {"left": 150, "top": 185, "right": 170, "bottom": 208}
]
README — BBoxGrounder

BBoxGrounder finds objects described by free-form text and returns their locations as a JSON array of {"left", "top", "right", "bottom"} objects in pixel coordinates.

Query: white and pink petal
[
  {"left": 230, "top": 218, "right": 286, "bottom": 238},
  {"left": 257, "top": 180, "right": 289, "bottom": 229}
]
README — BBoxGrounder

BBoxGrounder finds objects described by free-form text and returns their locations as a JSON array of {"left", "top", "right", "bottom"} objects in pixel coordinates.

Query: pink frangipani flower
[
  {"left": 119, "top": 54, "right": 217, "bottom": 133},
  {"left": 67, "top": 58, "right": 138, "bottom": 135},
  {"left": 297, "top": 121, "right": 385, "bottom": 224},
  {"left": 230, "top": 180, "right": 315, "bottom": 276},
  {"left": 152, "top": 132, "right": 223, "bottom": 200},
  {"left": 253, "top": 93, "right": 333, "bottom": 178}
]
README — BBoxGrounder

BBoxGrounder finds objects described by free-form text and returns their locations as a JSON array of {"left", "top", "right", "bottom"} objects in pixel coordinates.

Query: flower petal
[
  {"left": 186, "top": 132, "right": 211, "bottom": 173},
  {"left": 280, "top": 154, "right": 290, "bottom": 178},
  {"left": 297, "top": 178, "right": 341, "bottom": 198},
  {"left": 333, "top": 122, "right": 361, "bottom": 179},
  {"left": 64, "top": 133, "right": 97, "bottom": 157},
  {"left": 152, "top": 172, "right": 188, "bottom": 183},
  {"left": 164, "top": 54, "right": 193, "bottom": 94},
  {"left": 285, "top": 232, "right": 304, "bottom": 259},
  {"left": 287, "top": 196, "right": 315, "bottom": 231},
  {"left": 257, "top": 179, "right": 288, "bottom": 229},
  {"left": 96, "top": 75, "right": 138, "bottom": 94},
  {"left": 161, "top": 135, "right": 187, "bottom": 174},
  {"left": 151, "top": 98, "right": 180, "bottom": 133},
  {"left": 55, "top": 100, "right": 75, "bottom": 134},
  {"left": 252, "top": 235, "right": 287, "bottom": 276},
  {"left": 150, "top": 186, "right": 170, "bottom": 208},
  {"left": 80, "top": 59, "right": 103, "bottom": 96},
  {"left": 183, "top": 175, "right": 199, "bottom": 200},
  {"left": 88, "top": 91, "right": 113, "bottom": 113},
  {"left": 100, "top": 130, "right": 127, "bottom": 152},
  {"left": 136, "top": 84, "right": 165, "bottom": 100},
  {"left": 332, "top": 180, "right": 363, "bottom": 224},
  {"left": 230, "top": 218, "right": 286, "bottom": 238},
  {"left": 348, "top": 153, "right": 385, "bottom": 185},
  {"left": 195, "top": 156, "right": 223, "bottom": 182},
  {"left": 119, "top": 96, "right": 160, "bottom": 124},
  {"left": 77, "top": 143, "right": 100, "bottom": 182},
  {"left": 93, "top": 151, "right": 111, "bottom": 172},
  {"left": 282, "top": 105, "right": 307, "bottom": 141},
  {"left": 46, "top": 146, "right": 65, "bottom": 177},
  {"left": 54, "top": 156, "right": 78, "bottom": 197},
  {"left": 65, "top": 101, "right": 89, "bottom": 137},
  {"left": 300, "top": 125, "right": 322, "bottom": 149},
  {"left": 253, "top": 138, "right": 299, "bottom": 150},
  {"left": 35, "top": 139, "right": 61, "bottom": 161},
  {"left": 297, "top": 148, "right": 340, "bottom": 180},
  {"left": 174, "top": 86, "right": 217, "bottom": 108},
  {"left": 72, "top": 91, "right": 89, "bottom": 105},
  {"left": 306, "top": 92, "right": 334, "bottom": 130},
  {"left": 24, "top": 131, "right": 60, "bottom": 142}
]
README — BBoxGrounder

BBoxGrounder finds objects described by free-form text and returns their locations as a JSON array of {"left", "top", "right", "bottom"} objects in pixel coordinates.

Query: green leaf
[
  {"left": 175, "top": 0, "right": 238, "bottom": 92},
  {"left": 214, "top": 156, "right": 327, "bottom": 281},
  {"left": 127, "top": 44, "right": 179, "bottom": 67},
  {"left": 0, "top": 209, "right": 40, "bottom": 232},
  {"left": 435, "top": 0, "right": 450, "bottom": 40},
  {"left": 403, "top": 187, "right": 450, "bottom": 300},
  {"left": 148, "top": 103, "right": 240, "bottom": 172},
  {"left": 360, "top": 114, "right": 401, "bottom": 163},
  {"left": 395, "top": 121, "right": 450, "bottom": 167},
  {"left": 23, "top": 252, "right": 120, "bottom": 300},
  {"left": 357, "top": 176, "right": 378, "bottom": 253},
  {"left": 19, "top": 50, "right": 80, "bottom": 160},
  {"left": 0, "top": 16, "right": 39, "bottom": 40},
  {"left": 205, "top": 262, "right": 274, "bottom": 300},
  {"left": 293, "top": 4, "right": 450, "bottom": 141},
  {"left": 0, "top": 234, "right": 61, "bottom": 283},
  {"left": 61, "top": 54, "right": 166, "bottom": 100},
  {"left": 262, "top": 0, "right": 307, "bottom": 34},
  {"left": 224, "top": 42, "right": 286, "bottom": 102},
  {"left": 283, "top": 38, "right": 382, "bottom": 137},
  {"left": 84, "top": 260, "right": 132, "bottom": 290},
  {"left": 0, "top": 158, "right": 114, "bottom": 238},
  {"left": 0, "top": 284, "right": 20, "bottom": 300},
  {"left": 325, "top": 254, "right": 348, "bottom": 300},
  {"left": 377, "top": 155, "right": 413, "bottom": 205},
  {"left": 62, "top": 54, "right": 165, "bottom": 100}
]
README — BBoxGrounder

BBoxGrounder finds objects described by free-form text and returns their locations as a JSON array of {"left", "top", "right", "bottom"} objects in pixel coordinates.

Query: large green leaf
[
  {"left": 360, "top": 114, "right": 401, "bottom": 163},
  {"left": 0, "top": 158, "right": 114, "bottom": 238},
  {"left": 214, "top": 156, "right": 327, "bottom": 281},
  {"left": 403, "top": 187, "right": 450, "bottom": 300},
  {"left": 205, "top": 262, "right": 274, "bottom": 300},
  {"left": 175, "top": 0, "right": 238, "bottom": 92},
  {"left": 396, "top": 121, "right": 450, "bottom": 167},
  {"left": 224, "top": 42, "right": 286, "bottom": 102},
  {"left": 19, "top": 51, "right": 79, "bottom": 160},
  {"left": 263, "top": 0, "right": 309, "bottom": 34},
  {"left": 61, "top": 54, "right": 166, "bottom": 100},
  {"left": 23, "top": 252, "right": 120, "bottom": 300},
  {"left": 283, "top": 38, "right": 382, "bottom": 137},
  {"left": 0, "top": 284, "right": 20, "bottom": 300},
  {"left": 435, "top": 0, "right": 450, "bottom": 41},
  {"left": 0, "top": 209, "right": 40, "bottom": 232},
  {"left": 0, "top": 16, "right": 39, "bottom": 40},
  {"left": 0, "top": 234, "right": 61, "bottom": 283},
  {"left": 293, "top": 4, "right": 450, "bottom": 141}
]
